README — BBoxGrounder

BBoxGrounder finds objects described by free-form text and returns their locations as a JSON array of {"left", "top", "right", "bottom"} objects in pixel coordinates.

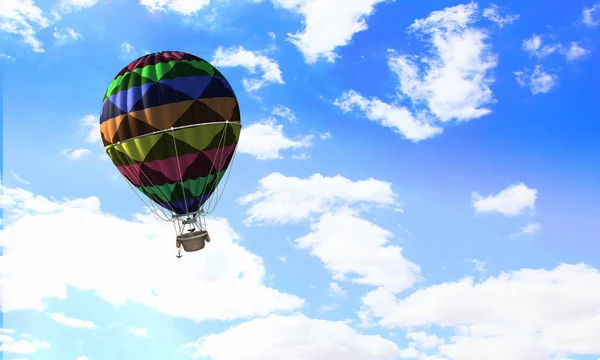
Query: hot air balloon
[{"left": 99, "top": 51, "right": 241, "bottom": 257}]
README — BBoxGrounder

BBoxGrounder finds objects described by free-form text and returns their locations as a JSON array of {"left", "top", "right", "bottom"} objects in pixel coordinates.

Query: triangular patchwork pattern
[
  {"left": 111, "top": 115, "right": 160, "bottom": 144},
  {"left": 129, "top": 83, "right": 195, "bottom": 112},
  {"left": 101, "top": 51, "right": 242, "bottom": 215}
]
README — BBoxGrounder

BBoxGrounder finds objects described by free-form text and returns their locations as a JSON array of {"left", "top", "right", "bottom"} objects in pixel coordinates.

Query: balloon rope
[
  {"left": 171, "top": 127, "right": 190, "bottom": 216},
  {"left": 108, "top": 147, "right": 173, "bottom": 221},
  {"left": 116, "top": 144, "right": 177, "bottom": 216},
  {"left": 202, "top": 121, "right": 229, "bottom": 214},
  {"left": 196, "top": 83, "right": 220, "bottom": 213},
  {"left": 204, "top": 142, "right": 238, "bottom": 215}
]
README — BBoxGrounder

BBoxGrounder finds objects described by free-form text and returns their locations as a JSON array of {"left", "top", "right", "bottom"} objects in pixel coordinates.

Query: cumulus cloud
[
  {"left": 466, "top": 258, "right": 486, "bottom": 272},
  {"left": 521, "top": 34, "right": 558, "bottom": 59},
  {"left": 563, "top": 42, "right": 590, "bottom": 61},
  {"left": 359, "top": 263, "right": 600, "bottom": 359},
  {"left": 58, "top": 0, "right": 99, "bottom": 13},
  {"left": 510, "top": 222, "right": 541, "bottom": 238},
  {"left": 237, "top": 118, "right": 313, "bottom": 160},
  {"left": 238, "top": 172, "right": 398, "bottom": 224},
  {"left": 334, "top": 90, "right": 443, "bottom": 142},
  {"left": 78, "top": 114, "right": 101, "bottom": 145},
  {"left": 48, "top": 313, "right": 98, "bottom": 328},
  {"left": 517, "top": 33, "right": 589, "bottom": 94},
  {"left": 0, "top": 53, "right": 15, "bottom": 61},
  {"left": 296, "top": 208, "right": 420, "bottom": 293},
  {"left": 53, "top": 27, "right": 82, "bottom": 45},
  {"left": 0, "top": 184, "right": 303, "bottom": 322},
  {"left": 212, "top": 46, "right": 284, "bottom": 92},
  {"left": 329, "top": 282, "right": 345, "bottom": 296},
  {"left": 582, "top": 3, "right": 600, "bottom": 27},
  {"left": 335, "top": 3, "right": 499, "bottom": 141},
  {"left": 471, "top": 183, "right": 537, "bottom": 216},
  {"left": 406, "top": 331, "right": 445, "bottom": 350},
  {"left": 185, "top": 314, "right": 401, "bottom": 359},
  {"left": 521, "top": 33, "right": 591, "bottom": 62},
  {"left": 139, "top": 0, "right": 210, "bottom": 15},
  {"left": 271, "top": 0, "right": 388, "bottom": 63},
  {"left": 271, "top": 104, "right": 297, "bottom": 122},
  {"left": 482, "top": 4, "right": 519, "bottom": 28},
  {"left": 0, "top": 329, "right": 50, "bottom": 355},
  {"left": 514, "top": 65, "right": 558, "bottom": 95},
  {"left": 61, "top": 148, "right": 91, "bottom": 160},
  {"left": 0, "top": 0, "right": 51, "bottom": 52}
]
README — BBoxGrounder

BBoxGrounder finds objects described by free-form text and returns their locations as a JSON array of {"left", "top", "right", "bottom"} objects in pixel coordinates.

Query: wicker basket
[{"left": 177, "top": 231, "right": 207, "bottom": 252}]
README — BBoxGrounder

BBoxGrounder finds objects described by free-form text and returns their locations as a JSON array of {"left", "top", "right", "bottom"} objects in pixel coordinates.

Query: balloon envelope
[{"left": 100, "top": 51, "right": 241, "bottom": 215}]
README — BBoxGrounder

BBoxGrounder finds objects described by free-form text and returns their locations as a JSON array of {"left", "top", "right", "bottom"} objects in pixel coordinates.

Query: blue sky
[{"left": 2, "top": 0, "right": 600, "bottom": 359}]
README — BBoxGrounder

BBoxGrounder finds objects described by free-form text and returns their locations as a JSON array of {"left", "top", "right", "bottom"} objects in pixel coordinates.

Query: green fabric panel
[
  {"left": 105, "top": 60, "right": 216, "bottom": 98},
  {"left": 137, "top": 171, "right": 226, "bottom": 203}
]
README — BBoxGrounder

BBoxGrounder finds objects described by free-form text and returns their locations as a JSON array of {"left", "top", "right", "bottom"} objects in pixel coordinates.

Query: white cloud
[
  {"left": 510, "top": 222, "right": 541, "bottom": 238},
  {"left": 329, "top": 282, "right": 345, "bottom": 296},
  {"left": 271, "top": 0, "right": 388, "bottom": 63},
  {"left": 563, "top": 42, "right": 590, "bottom": 61},
  {"left": 359, "top": 263, "right": 600, "bottom": 359},
  {"left": 278, "top": 256, "right": 287, "bottom": 263},
  {"left": 53, "top": 27, "right": 82, "bottom": 44},
  {"left": 238, "top": 172, "right": 398, "bottom": 225},
  {"left": 471, "top": 183, "right": 537, "bottom": 216},
  {"left": 482, "top": 4, "right": 519, "bottom": 28},
  {"left": 522, "top": 34, "right": 558, "bottom": 59},
  {"left": 406, "top": 331, "right": 445, "bottom": 350},
  {"left": 391, "top": 3, "right": 498, "bottom": 122},
  {"left": 296, "top": 208, "right": 420, "bottom": 293},
  {"left": 319, "top": 132, "right": 332, "bottom": 140},
  {"left": 48, "top": 313, "right": 98, "bottom": 328},
  {"left": 522, "top": 34, "right": 590, "bottom": 63},
  {"left": 120, "top": 41, "right": 136, "bottom": 58},
  {"left": 319, "top": 303, "right": 338, "bottom": 312},
  {"left": 10, "top": 170, "right": 30, "bottom": 185},
  {"left": 271, "top": 104, "right": 297, "bottom": 122},
  {"left": 292, "top": 153, "right": 310, "bottom": 160},
  {"left": 139, "top": 0, "right": 210, "bottom": 15},
  {"left": 0, "top": 0, "right": 51, "bottom": 52},
  {"left": 185, "top": 314, "right": 401, "bottom": 359},
  {"left": 0, "top": 53, "right": 15, "bottom": 61},
  {"left": 335, "top": 3, "right": 498, "bottom": 141},
  {"left": 237, "top": 118, "right": 313, "bottom": 160},
  {"left": 127, "top": 326, "right": 148, "bottom": 337},
  {"left": 334, "top": 90, "right": 443, "bottom": 142},
  {"left": 212, "top": 46, "right": 284, "bottom": 92},
  {"left": 58, "top": 0, "right": 99, "bottom": 13},
  {"left": 80, "top": 114, "right": 101, "bottom": 144},
  {"left": 514, "top": 65, "right": 558, "bottom": 95},
  {"left": 0, "top": 185, "right": 304, "bottom": 322},
  {"left": 61, "top": 148, "right": 91, "bottom": 160},
  {"left": 0, "top": 330, "right": 50, "bottom": 355},
  {"left": 466, "top": 258, "right": 486, "bottom": 272},
  {"left": 582, "top": 3, "right": 599, "bottom": 27},
  {"left": 268, "top": 31, "right": 276, "bottom": 40}
]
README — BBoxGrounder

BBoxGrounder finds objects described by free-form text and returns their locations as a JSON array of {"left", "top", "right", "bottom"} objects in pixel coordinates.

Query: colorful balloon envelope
[{"left": 99, "top": 51, "right": 241, "bottom": 254}]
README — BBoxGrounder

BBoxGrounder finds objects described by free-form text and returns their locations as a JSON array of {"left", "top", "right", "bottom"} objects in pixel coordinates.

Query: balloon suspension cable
[
  {"left": 171, "top": 126, "right": 190, "bottom": 215},
  {"left": 204, "top": 144, "right": 238, "bottom": 216},
  {"left": 199, "top": 120, "right": 236, "bottom": 216},
  {"left": 108, "top": 145, "right": 178, "bottom": 222}
]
